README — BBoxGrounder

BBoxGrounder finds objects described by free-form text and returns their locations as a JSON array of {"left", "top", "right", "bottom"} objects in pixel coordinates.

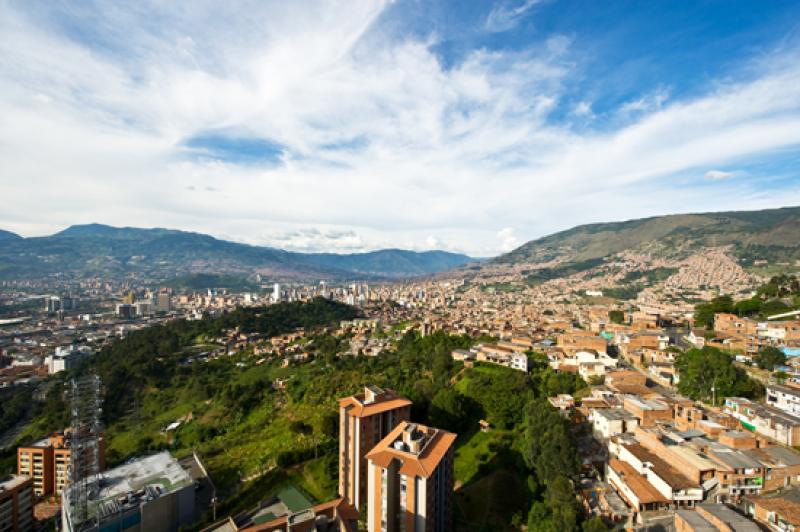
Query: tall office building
[
  {"left": 339, "top": 386, "right": 411, "bottom": 512},
  {"left": 273, "top": 283, "right": 281, "bottom": 303},
  {"left": 154, "top": 291, "right": 171, "bottom": 313},
  {"left": 365, "top": 422, "right": 456, "bottom": 532},
  {"left": 0, "top": 475, "right": 34, "bottom": 532}
]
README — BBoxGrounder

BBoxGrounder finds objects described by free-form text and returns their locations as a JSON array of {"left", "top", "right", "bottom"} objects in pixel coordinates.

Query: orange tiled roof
[
  {"left": 366, "top": 421, "right": 456, "bottom": 479},
  {"left": 338, "top": 396, "right": 412, "bottom": 418},
  {"left": 609, "top": 459, "right": 669, "bottom": 505},
  {"left": 750, "top": 495, "right": 800, "bottom": 526}
]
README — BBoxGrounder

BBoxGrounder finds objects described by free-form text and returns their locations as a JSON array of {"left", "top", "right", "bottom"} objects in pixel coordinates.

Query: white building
[
  {"left": 62, "top": 452, "right": 195, "bottom": 532},
  {"left": 766, "top": 384, "right": 800, "bottom": 417},
  {"left": 46, "top": 345, "right": 93, "bottom": 374}
]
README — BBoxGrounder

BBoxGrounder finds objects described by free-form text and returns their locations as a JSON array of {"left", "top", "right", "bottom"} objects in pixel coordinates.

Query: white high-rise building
[{"left": 273, "top": 283, "right": 281, "bottom": 302}]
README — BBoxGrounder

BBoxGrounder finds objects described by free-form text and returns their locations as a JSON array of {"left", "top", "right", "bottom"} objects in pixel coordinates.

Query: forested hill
[
  {"left": 87, "top": 298, "right": 362, "bottom": 421},
  {"left": 0, "top": 224, "right": 474, "bottom": 280},
  {"left": 494, "top": 205, "right": 800, "bottom": 267}
]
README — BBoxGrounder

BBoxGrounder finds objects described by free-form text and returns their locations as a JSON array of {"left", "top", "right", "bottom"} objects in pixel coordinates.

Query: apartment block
[
  {"left": 766, "top": 384, "right": 800, "bottom": 416},
  {"left": 339, "top": 387, "right": 412, "bottom": 511},
  {"left": 0, "top": 475, "right": 34, "bottom": 532},
  {"left": 623, "top": 396, "right": 673, "bottom": 427},
  {"left": 724, "top": 397, "right": 800, "bottom": 446},
  {"left": 365, "top": 422, "right": 456, "bottom": 532},
  {"left": 17, "top": 431, "right": 106, "bottom": 498}
]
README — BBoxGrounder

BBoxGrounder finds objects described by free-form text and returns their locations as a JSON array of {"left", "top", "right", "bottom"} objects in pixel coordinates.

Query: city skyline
[{"left": 2, "top": 0, "right": 800, "bottom": 255}]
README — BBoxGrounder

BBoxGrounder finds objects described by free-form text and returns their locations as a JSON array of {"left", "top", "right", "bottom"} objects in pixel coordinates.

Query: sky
[{"left": 1, "top": 0, "right": 800, "bottom": 257}]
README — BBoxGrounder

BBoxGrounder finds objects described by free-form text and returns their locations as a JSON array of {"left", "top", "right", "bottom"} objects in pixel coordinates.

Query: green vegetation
[
  {"left": 621, "top": 267, "right": 678, "bottom": 285},
  {"left": 495, "top": 206, "right": 800, "bottom": 268},
  {"left": 480, "top": 282, "right": 524, "bottom": 293},
  {"left": 608, "top": 310, "right": 624, "bottom": 324},
  {"left": 694, "top": 275, "right": 800, "bottom": 329},
  {"left": 1, "top": 300, "right": 599, "bottom": 530},
  {"left": 602, "top": 285, "right": 643, "bottom": 301},
  {"left": 756, "top": 346, "right": 787, "bottom": 371},
  {"left": 674, "top": 347, "right": 763, "bottom": 405},
  {"left": 524, "top": 258, "right": 606, "bottom": 286}
]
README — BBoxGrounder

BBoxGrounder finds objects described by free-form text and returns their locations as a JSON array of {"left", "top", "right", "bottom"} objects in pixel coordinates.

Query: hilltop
[
  {"left": 495, "top": 206, "right": 800, "bottom": 267},
  {"left": 0, "top": 224, "right": 474, "bottom": 281},
  {"left": 455, "top": 206, "right": 800, "bottom": 301}
]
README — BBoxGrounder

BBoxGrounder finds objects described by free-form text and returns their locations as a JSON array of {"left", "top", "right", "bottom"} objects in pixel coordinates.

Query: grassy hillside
[
  {"left": 495, "top": 206, "right": 800, "bottom": 268},
  {"left": 0, "top": 302, "right": 590, "bottom": 530}
]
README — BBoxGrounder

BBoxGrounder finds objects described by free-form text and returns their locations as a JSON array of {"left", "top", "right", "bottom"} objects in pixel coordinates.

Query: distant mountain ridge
[
  {"left": 493, "top": 206, "right": 800, "bottom": 269},
  {"left": 0, "top": 229, "right": 21, "bottom": 241},
  {"left": 0, "top": 224, "right": 474, "bottom": 281}
]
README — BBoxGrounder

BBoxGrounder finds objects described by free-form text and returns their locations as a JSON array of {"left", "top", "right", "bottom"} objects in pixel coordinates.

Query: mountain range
[
  {"left": 494, "top": 206, "right": 800, "bottom": 270},
  {"left": 0, "top": 224, "right": 474, "bottom": 281}
]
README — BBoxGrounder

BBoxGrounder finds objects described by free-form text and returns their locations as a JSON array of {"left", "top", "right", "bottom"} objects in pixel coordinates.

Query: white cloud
[
  {"left": 572, "top": 100, "right": 594, "bottom": 118},
  {"left": 705, "top": 169, "right": 736, "bottom": 180},
  {"left": 498, "top": 227, "right": 520, "bottom": 252},
  {"left": 620, "top": 86, "right": 671, "bottom": 114},
  {"left": 264, "top": 227, "right": 367, "bottom": 253},
  {"left": 485, "top": 0, "right": 542, "bottom": 33},
  {"left": 0, "top": 2, "right": 799, "bottom": 257}
]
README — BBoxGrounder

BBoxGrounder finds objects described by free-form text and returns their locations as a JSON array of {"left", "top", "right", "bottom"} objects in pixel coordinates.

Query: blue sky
[{"left": 1, "top": 0, "right": 799, "bottom": 255}]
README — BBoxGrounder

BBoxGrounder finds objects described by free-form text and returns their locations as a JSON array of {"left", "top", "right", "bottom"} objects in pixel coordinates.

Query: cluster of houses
[{"left": 550, "top": 369, "right": 800, "bottom": 530}]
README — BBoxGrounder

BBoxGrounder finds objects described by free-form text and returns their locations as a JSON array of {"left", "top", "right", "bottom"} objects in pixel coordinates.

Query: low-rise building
[
  {"left": 591, "top": 408, "right": 639, "bottom": 441},
  {"left": 674, "top": 504, "right": 760, "bottom": 532},
  {"left": 745, "top": 488, "right": 800, "bottom": 531},
  {"left": 724, "top": 397, "right": 800, "bottom": 446},
  {"left": 62, "top": 451, "right": 195, "bottom": 532},
  {"left": 766, "top": 383, "right": 800, "bottom": 417},
  {"left": 623, "top": 396, "right": 673, "bottom": 427}
]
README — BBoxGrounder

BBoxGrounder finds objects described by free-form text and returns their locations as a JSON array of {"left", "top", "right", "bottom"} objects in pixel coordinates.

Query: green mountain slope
[
  {"left": 0, "top": 224, "right": 473, "bottom": 280},
  {"left": 494, "top": 206, "right": 800, "bottom": 268}
]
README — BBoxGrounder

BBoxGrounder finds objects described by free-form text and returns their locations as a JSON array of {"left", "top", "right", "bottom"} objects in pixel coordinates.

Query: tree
[
  {"left": 756, "top": 347, "right": 786, "bottom": 371},
  {"left": 525, "top": 475, "right": 580, "bottom": 532},
  {"left": 582, "top": 516, "right": 609, "bottom": 532},
  {"left": 547, "top": 476, "right": 580, "bottom": 532},
  {"left": 464, "top": 367, "right": 532, "bottom": 429},
  {"left": 524, "top": 401, "right": 579, "bottom": 482},
  {"left": 319, "top": 411, "right": 339, "bottom": 439},
  {"left": 694, "top": 296, "right": 733, "bottom": 329},
  {"left": 608, "top": 310, "right": 624, "bottom": 324},
  {"left": 428, "top": 388, "right": 472, "bottom": 433},
  {"left": 674, "top": 347, "right": 763, "bottom": 404}
]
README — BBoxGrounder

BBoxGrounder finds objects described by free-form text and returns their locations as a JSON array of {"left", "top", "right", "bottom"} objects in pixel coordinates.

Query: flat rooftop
[
  {"left": 596, "top": 408, "right": 637, "bottom": 421},
  {"left": 0, "top": 475, "right": 30, "bottom": 492},
  {"left": 96, "top": 451, "right": 192, "bottom": 501}
]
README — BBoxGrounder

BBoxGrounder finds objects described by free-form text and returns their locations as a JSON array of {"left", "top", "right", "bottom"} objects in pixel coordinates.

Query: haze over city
[{"left": 2, "top": 0, "right": 800, "bottom": 255}]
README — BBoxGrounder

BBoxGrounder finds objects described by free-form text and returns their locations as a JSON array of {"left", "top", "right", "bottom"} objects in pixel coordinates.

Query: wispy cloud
[
  {"left": 620, "top": 85, "right": 671, "bottom": 114},
  {"left": 0, "top": 1, "right": 799, "bottom": 256},
  {"left": 485, "top": 0, "right": 542, "bottom": 33},
  {"left": 705, "top": 169, "right": 736, "bottom": 180}
]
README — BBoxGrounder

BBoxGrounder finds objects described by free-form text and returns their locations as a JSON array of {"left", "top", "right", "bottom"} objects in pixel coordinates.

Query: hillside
[
  {"left": 0, "top": 299, "right": 583, "bottom": 530},
  {"left": 0, "top": 230, "right": 21, "bottom": 241},
  {"left": 448, "top": 206, "right": 800, "bottom": 302},
  {"left": 495, "top": 206, "right": 800, "bottom": 268},
  {"left": 0, "top": 224, "right": 473, "bottom": 281}
]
